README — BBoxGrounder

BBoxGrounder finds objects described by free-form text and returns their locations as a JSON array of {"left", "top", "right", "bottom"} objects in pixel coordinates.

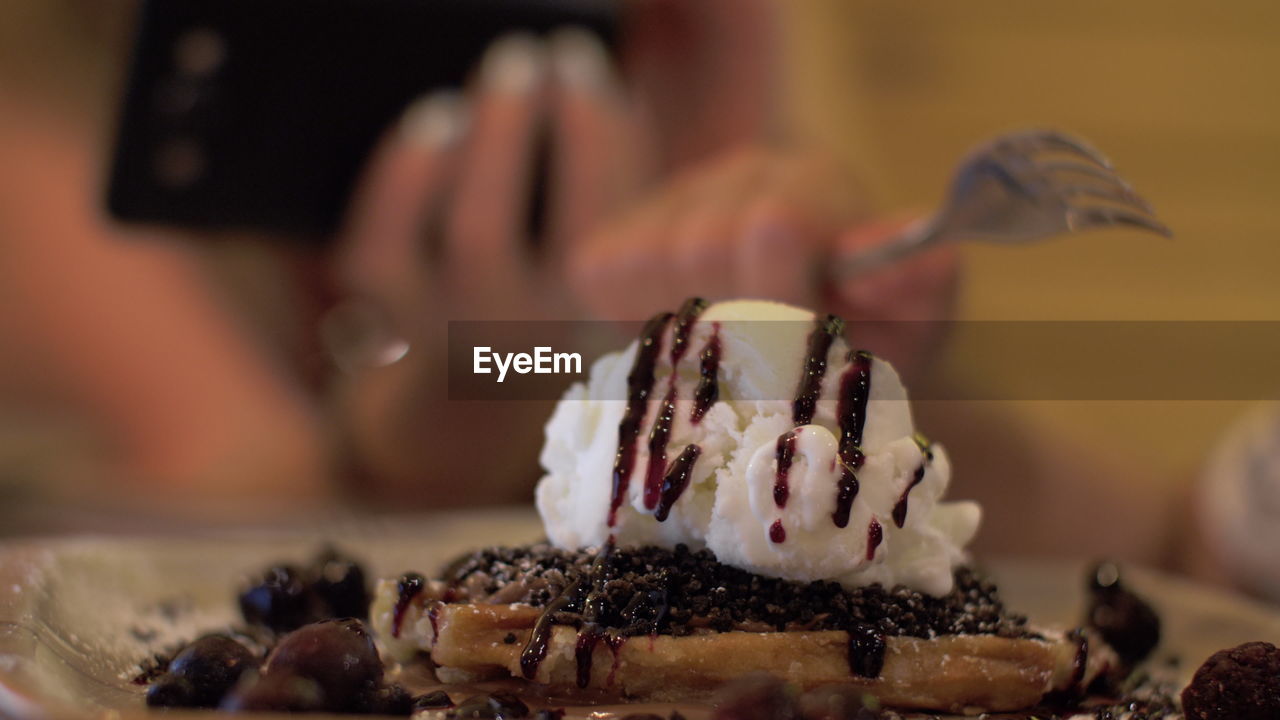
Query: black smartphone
[{"left": 106, "top": 0, "right": 619, "bottom": 239}]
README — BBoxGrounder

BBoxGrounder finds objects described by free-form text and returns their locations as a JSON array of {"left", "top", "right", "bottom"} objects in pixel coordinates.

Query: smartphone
[{"left": 106, "top": 0, "right": 619, "bottom": 239}]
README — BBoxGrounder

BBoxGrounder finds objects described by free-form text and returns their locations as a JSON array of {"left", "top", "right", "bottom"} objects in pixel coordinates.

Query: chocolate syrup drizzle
[
  {"left": 642, "top": 298, "right": 707, "bottom": 511},
  {"left": 572, "top": 625, "right": 627, "bottom": 689},
  {"left": 390, "top": 572, "right": 425, "bottom": 639},
  {"left": 792, "top": 315, "right": 844, "bottom": 426},
  {"left": 892, "top": 435, "right": 934, "bottom": 528},
  {"left": 866, "top": 518, "right": 883, "bottom": 561},
  {"left": 773, "top": 430, "right": 798, "bottom": 508},
  {"left": 832, "top": 350, "right": 873, "bottom": 529},
  {"left": 771, "top": 317, "right": 847, "bottom": 541},
  {"left": 654, "top": 444, "right": 701, "bottom": 522},
  {"left": 642, "top": 388, "right": 679, "bottom": 510},
  {"left": 847, "top": 623, "right": 887, "bottom": 678},
  {"left": 769, "top": 519, "right": 787, "bottom": 544},
  {"left": 609, "top": 311, "right": 674, "bottom": 527},
  {"left": 690, "top": 322, "right": 722, "bottom": 424},
  {"left": 520, "top": 575, "right": 585, "bottom": 679}
]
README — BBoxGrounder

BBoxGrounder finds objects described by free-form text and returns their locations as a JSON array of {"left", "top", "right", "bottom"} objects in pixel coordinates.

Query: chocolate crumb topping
[{"left": 443, "top": 544, "right": 1030, "bottom": 640}]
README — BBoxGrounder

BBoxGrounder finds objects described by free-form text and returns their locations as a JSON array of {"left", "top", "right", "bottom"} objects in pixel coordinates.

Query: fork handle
[{"left": 829, "top": 219, "right": 942, "bottom": 279}]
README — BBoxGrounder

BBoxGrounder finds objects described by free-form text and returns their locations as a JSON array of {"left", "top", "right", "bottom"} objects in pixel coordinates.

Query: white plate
[{"left": 1, "top": 508, "right": 1277, "bottom": 720}]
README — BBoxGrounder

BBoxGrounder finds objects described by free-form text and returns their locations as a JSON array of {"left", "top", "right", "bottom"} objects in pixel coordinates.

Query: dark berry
[
  {"left": 145, "top": 674, "right": 197, "bottom": 708},
  {"left": 711, "top": 673, "right": 798, "bottom": 720},
  {"left": 264, "top": 618, "right": 382, "bottom": 710},
  {"left": 239, "top": 565, "right": 313, "bottom": 632},
  {"left": 219, "top": 672, "right": 326, "bottom": 712},
  {"left": 1181, "top": 641, "right": 1280, "bottom": 720},
  {"left": 311, "top": 546, "right": 370, "bottom": 620},
  {"left": 452, "top": 693, "right": 530, "bottom": 720},
  {"left": 1085, "top": 562, "right": 1161, "bottom": 666},
  {"left": 532, "top": 710, "right": 564, "bottom": 720},
  {"left": 414, "top": 690, "right": 455, "bottom": 709},
  {"left": 165, "top": 634, "right": 258, "bottom": 707},
  {"left": 364, "top": 683, "right": 414, "bottom": 715}
]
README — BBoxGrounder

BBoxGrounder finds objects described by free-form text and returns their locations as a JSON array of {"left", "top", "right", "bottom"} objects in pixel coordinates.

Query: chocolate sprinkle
[{"left": 444, "top": 544, "right": 1030, "bottom": 640}]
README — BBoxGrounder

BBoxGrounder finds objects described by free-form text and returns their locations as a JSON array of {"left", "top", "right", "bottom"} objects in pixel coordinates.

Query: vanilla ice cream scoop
[{"left": 536, "top": 299, "right": 980, "bottom": 596}]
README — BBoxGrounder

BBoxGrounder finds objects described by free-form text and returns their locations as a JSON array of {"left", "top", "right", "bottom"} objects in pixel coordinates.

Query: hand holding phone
[{"left": 107, "top": 0, "right": 619, "bottom": 238}]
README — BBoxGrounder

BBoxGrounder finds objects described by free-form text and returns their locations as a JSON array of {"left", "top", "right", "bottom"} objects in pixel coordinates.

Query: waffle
[{"left": 370, "top": 545, "right": 1118, "bottom": 714}]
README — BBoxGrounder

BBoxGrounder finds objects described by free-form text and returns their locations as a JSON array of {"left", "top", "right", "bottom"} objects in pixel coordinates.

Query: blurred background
[{"left": 0, "top": 1, "right": 1277, "bottom": 599}]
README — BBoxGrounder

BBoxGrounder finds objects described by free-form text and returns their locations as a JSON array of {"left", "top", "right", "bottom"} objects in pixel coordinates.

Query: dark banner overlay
[{"left": 445, "top": 321, "right": 1280, "bottom": 402}]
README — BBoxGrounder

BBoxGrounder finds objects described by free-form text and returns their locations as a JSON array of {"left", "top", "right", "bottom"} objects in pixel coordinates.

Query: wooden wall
[{"left": 785, "top": 1, "right": 1280, "bottom": 487}]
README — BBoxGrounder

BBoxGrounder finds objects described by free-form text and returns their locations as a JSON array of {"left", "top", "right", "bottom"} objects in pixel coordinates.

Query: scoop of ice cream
[{"left": 535, "top": 299, "right": 980, "bottom": 596}]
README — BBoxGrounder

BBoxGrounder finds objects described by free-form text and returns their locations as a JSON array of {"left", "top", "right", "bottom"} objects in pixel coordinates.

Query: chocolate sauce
[
  {"left": 643, "top": 299, "right": 707, "bottom": 511},
  {"left": 769, "top": 520, "right": 787, "bottom": 544},
  {"left": 833, "top": 351, "right": 873, "bottom": 528},
  {"left": 846, "top": 623, "right": 887, "bottom": 678},
  {"left": 1066, "top": 628, "right": 1090, "bottom": 693},
  {"left": 792, "top": 315, "right": 844, "bottom": 426},
  {"left": 574, "top": 626, "right": 604, "bottom": 689},
  {"left": 832, "top": 455, "right": 862, "bottom": 530},
  {"left": 520, "top": 576, "right": 584, "bottom": 679},
  {"left": 390, "top": 572, "right": 424, "bottom": 639},
  {"left": 603, "top": 634, "right": 626, "bottom": 686},
  {"left": 609, "top": 312, "right": 673, "bottom": 527},
  {"left": 892, "top": 465, "right": 926, "bottom": 529},
  {"left": 668, "top": 298, "right": 707, "bottom": 368},
  {"left": 426, "top": 603, "right": 441, "bottom": 646},
  {"left": 574, "top": 626, "right": 629, "bottom": 689},
  {"left": 893, "top": 435, "right": 935, "bottom": 528},
  {"left": 642, "top": 387, "right": 678, "bottom": 510},
  {"left": 690, "top": 323, "right": 722, "bottom": 424},
  {"left": 773, "top": 431, "right": 798, "bottom": 508},
  {"left": 653, "top": 444, "right": 701, "bottom": 522},
  {"left": 866, "top": 518, "right": 883, "bottom": 561}
]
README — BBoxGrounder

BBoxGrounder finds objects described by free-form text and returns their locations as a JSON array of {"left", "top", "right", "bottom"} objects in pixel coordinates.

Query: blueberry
[
  {"left": 311, "top": 547, "right": 370, "bottom": 620},
  {"left": 452, "top": 693, "right": 530, "bottom": 720},
  {"left": 219, "top": 672, "right": 326, "bottom": 712},
  {"left": 532, "top": 710, "right": 564, "bottom": 720},
  {"left": 165, "top": 634, "right": 258, "bottom": 707},
  {"left": 1085, "top": 562, "right": 1161, "bottom": 666},
  {"left": 145, "top": 674, "right": 197, "bottom": 708},
  {"left": 239, "top": 565, "right": 314, "bottom": 632},
  {"left": 265, "top": 618, "right": 383, "bottom": 710},
  {"left": 363, "top": 683, "right": 414, "bottom": 716},
  {"left": 414, "top": 690, "right": 455, "bottom": 709}
]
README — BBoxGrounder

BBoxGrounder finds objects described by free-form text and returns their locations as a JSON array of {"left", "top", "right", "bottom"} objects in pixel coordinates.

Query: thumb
[{"left": 829, "top": 214, "right": 961, "bottom": 322}]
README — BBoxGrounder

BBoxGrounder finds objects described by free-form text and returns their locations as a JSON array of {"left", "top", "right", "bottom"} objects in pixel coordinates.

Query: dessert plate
[{"left": 1, "top": 508, "right": 1277, "bottom": 720}]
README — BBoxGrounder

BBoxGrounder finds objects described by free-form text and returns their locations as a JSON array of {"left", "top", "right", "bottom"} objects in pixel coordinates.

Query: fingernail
[
  {"left": 549, "top": 27, "right": 612, "bottom": 91},
  {"left": 480, "top": 33, "right": 546, "bottom": 95},
  {"left": 399, "top": 92, "right": 467, "bottom": 149}
]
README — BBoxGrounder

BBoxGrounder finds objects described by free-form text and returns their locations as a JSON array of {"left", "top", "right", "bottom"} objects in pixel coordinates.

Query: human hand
[
  {"left": 624, "top": 0, "right": 783, "bottom": 167},
  {"left": 327, "top": 32, "right": 644, "bottom": 501},
  {"left": 566, "top": 147, "right": 960, "bottom": 372}
]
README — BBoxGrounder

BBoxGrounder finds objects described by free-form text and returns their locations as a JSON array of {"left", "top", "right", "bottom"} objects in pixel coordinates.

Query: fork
[{"left": 832, "top": 129, "right": 1171, "bottom": 277}]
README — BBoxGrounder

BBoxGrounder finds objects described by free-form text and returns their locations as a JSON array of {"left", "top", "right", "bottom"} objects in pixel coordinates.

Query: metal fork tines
[{"left": 835, "top": 129, "right": 1171, "bottom": 277}]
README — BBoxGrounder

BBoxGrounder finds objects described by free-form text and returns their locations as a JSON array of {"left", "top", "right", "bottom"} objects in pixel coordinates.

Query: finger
[
  {"left": 567, "top": 197, "right": 676, "bottom": 321},
  {"left": 733, "top": 155, "right": 862, "bottom": 308},
  {"left": 733, "top": 195, "right": 826, "bottom": 308},
  {"left": 831, "top": 216, "right": 961, "bottom": 322},
  {"left": 336, "top": 92, "right": 465, "bottom": 306},
  {"left": 546, "top": 29, "right": 638, "bottom": 258},
  {"left": 445, "top": 34, "right": 548, "bottom": 310},
  {"left": 667, "top": 152, "right": 775, "bottom": 303}
]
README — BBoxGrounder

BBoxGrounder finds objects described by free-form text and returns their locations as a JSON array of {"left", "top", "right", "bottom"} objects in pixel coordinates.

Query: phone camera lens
[
  {"left": 174, "top": 27, "right": 225, "bottom": 77},
  {"left": 153, "top": 138, "right": 205, "bottom": 189}
]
